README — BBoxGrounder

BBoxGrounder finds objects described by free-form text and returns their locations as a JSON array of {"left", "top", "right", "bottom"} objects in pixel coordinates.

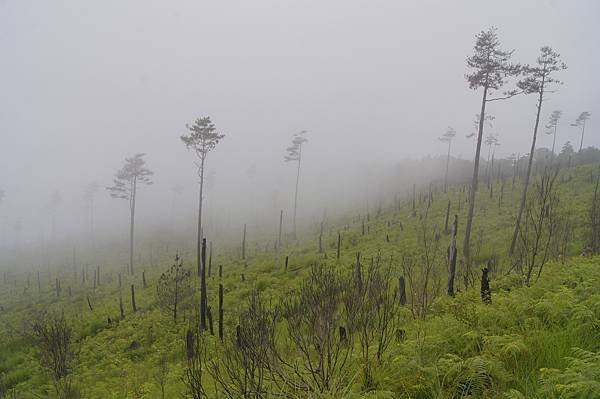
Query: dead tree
[
  {"left": 208, "top": 291, "right": 275, "bottom": 398},
  {"left": 131, "top": 284, "right": 137, "bottom": 312},
  {"left": 481, "top": 267, "right": 491, "bottom": 303},
  {"left": 514, "top": 167, "right": 561, "bottom": 285},
  {"left": 281, "top": 265, "right": 352, "bottom": 394},
  {"left": 32, "top": 313, "right": 76, "bottom": 397},
  {"left": 447, "top": 215, "right": 458, "bottom": 296},
  {"left": 182, "top": 328, "right": 207, "bottom": 399}
]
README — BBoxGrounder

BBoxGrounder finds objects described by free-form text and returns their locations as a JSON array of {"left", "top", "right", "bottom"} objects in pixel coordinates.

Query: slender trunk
[
  {"left": 197, "top": 158, "right": 205, "bottom": 277},
  {"left": 463, "top": 85, "right": 488, "bottom": 264},
  {"left": 444, "top": 140, "right": 451, "bottom": 192},
  {"left": 579, "top": 120, "right": 586, "bottom": 152},
  {"left": 292, "top": 147, "right": 302, "bottom": 240},
  {"left": 277, "top": 209, "right": 283, "bottom": 248},
  {"left": 448, "top": 215, "right": 458, "bottom": 296},
  {"left": 90, "top": 197, "right": 94, "bottom": 247},
  {"left": 131, "top": 284, "right": 137, "bottom": 312},
  {"left": 129, "top": 177, "right": 137, "bottom": 275},
  {"left": 551, "top": 124, "right": 557, "bottom": 157},
  {"left": 200, "top": 238, "right": 207, "bottom": 330},
  {"left": 510, "top": 79, "right": 546, "bottom": 255}
]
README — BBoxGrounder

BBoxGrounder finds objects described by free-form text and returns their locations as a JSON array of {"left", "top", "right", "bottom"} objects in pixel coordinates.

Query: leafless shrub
[
  {"left": 32, "top": 312, "right": 79, "bottom": 398},
  {"left": 514, "top": 167, "right": 561, "bottom": 285},
  {"left": 182, "top": 327, "right": 207, "bottom": 399},
  {"left": 280, "top": 264, "right": 352, "bottom": 394},
  {"left": 208, "top": 291, "right": 276, "bottom": 398}
]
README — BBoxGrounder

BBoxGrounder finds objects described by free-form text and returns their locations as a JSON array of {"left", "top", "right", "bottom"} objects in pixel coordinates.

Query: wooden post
[
  {"left": 481, "top": 266, "right": 491, "bottom": 304},
  {"left": 207, "top": 306, "right": 214, "bottom": 336},
  {"left": 96, "top": 265, "right": 100, "bottom": 286},
  {"left": 285, "top": 255, "right": 289, "bottom": 271},
  {"left": 218, "top": 283, "right": 224, "bottom": 342},
  {"left": 142, "top": 271, "right": 147, "bottom": 288},
  {"left": 37, "top": 271, "right": 41, "bottom": 293},
  {"left": 131, "top": 284, "right": 137, "bottom": 312},
  {"left": 444, "top": 200, "right": 451, "bottom": 234},
  {"left": 208, "top": 241, "right": 213, "bottom": 277},
  {"left": 119, "top": 291, "right": 124, "bottom": 318},
  {"left": 278, "top": 209, "right": 283, "bottom": 249},
  {"left": 56, "top": 278, "right": 60, "bottom": 297},
  {"left": 219, "top": 264, "right": 222, "bottom": 279},
  {"left": 337, "top": 232, "right": 341, "bottom": 260},
  {"left": 318, "top": 221, "right": 324, "bottom": 253},
  {"left": 87, "top": 296, "right": 94, "bottom": 311},
  {"left": 399, "top": 276, "right": 407, "bottom": 305}
]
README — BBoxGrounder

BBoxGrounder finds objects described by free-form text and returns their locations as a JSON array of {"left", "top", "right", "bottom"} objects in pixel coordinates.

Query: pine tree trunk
[
  {"left": 510, "top": 81, "right": 545, "bottom": 255},
  {"left": 464, "top": 85, "right": 488, "bottom": 265},
  {"left": 200, "top": 238, "right": 207, "bottom": 330}
]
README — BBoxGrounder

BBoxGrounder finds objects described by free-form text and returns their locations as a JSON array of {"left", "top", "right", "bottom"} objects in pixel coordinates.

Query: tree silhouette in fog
[{"left": 106, "top": 153, "right": 153, "bottom": 275}]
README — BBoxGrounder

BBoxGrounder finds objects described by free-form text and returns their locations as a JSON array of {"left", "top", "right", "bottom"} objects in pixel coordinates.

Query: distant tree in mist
[
  {"left": 571, "top": 111, "right": 591, "bottom": 152},
  {"left": 285, "top": 130, "right": 308, "bottom": 240},
  {"left": 463, "top": 27, "right": 521, "bottom": 264},
  {"left": 180, "top": 116, "right": 224, "bottom": 277},
  {"left": 545, "top": 110, "right": 562, "bottom": 156},
  {"left": 0, "top": 189, "right": 4, "bottom": 204},
  {"left": 83, "top": 182, "right": 99, "bottom": 242},
  {"left": 484, "top": 134, "right": 499, "bottom": 182},
  {"left": 509, "top": 46, "right": 566, "bottom": 256},
  {"left": 106, "top": 153, "right": 153, "bottom": 275},
  {"left": 439, "top": 127, "right": 456, "bottom": 192},
  {"left": 561, "top": 141, "right": 575, "bottom": 157}
]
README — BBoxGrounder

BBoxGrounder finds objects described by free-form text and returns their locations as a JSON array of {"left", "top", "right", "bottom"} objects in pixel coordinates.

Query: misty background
[{"left": 1, "top": 0, "right": 598, "bottom": 262}]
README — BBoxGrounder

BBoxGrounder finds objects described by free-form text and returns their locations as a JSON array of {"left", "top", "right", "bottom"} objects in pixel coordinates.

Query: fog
[{"left": 1, "top": 1, "right": 599, "bottom": 260}]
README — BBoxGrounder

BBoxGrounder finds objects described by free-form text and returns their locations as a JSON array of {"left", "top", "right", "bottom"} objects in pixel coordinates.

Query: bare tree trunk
[
  {"left": 197, "top": 159, "right": 205, "bottom": 277},
  {"left": 463, "top": 86, "right": 489, "bottom": 265},
  {"left": 579, "top": 120, "right": 587, "bottom": 152},
  {"left": 129, "top": 177, "right": 137, "bottom": 275},
  {"left": 318, "top": 220, "right": 324, "bottom": 253},
  {"left": 131, "top": 284, "right": 137, "bottom": 312},
  {"left": 200, "top": 238, "right": 207, "bottom": 330},
  {"left": 208, "top": 241, "right": 213, "bottom": 277},
  {"left": 292, "top": 148, "right": 302, "bottom": 240},
  {"left": 444, "top": 140, "right": 451, "bottom": 192},
  {"left": 447, "top": 215, "right": 458, "bottom": 296},
  {"left": 444, "top": 200, "right": 451, "bottom": 234},
  {"left": 510, "top": 82, "right": 545, "bottom": 255},
  {"left": 278, "top": 209, "right": 283, "bottom": 249}
]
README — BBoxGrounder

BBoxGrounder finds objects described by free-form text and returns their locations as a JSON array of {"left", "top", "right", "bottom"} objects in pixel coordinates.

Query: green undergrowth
[{"left": 2, "top": 162, "right": 600, "bottom": 398}]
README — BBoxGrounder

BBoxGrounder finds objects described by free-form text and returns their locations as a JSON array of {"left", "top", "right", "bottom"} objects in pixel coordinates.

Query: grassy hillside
[{"left": 2, "top": 162, "right": 600, "bottom": 398}]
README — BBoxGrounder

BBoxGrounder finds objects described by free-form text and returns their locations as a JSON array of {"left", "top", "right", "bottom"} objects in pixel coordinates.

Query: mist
[{"left": 1, "top": 0, "right": 599, "bottom": 260}]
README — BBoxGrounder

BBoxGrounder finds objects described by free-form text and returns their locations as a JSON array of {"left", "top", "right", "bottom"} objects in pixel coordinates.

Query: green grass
[{"left": 2, "top": 162, "right": 600, "bottom": 398}]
